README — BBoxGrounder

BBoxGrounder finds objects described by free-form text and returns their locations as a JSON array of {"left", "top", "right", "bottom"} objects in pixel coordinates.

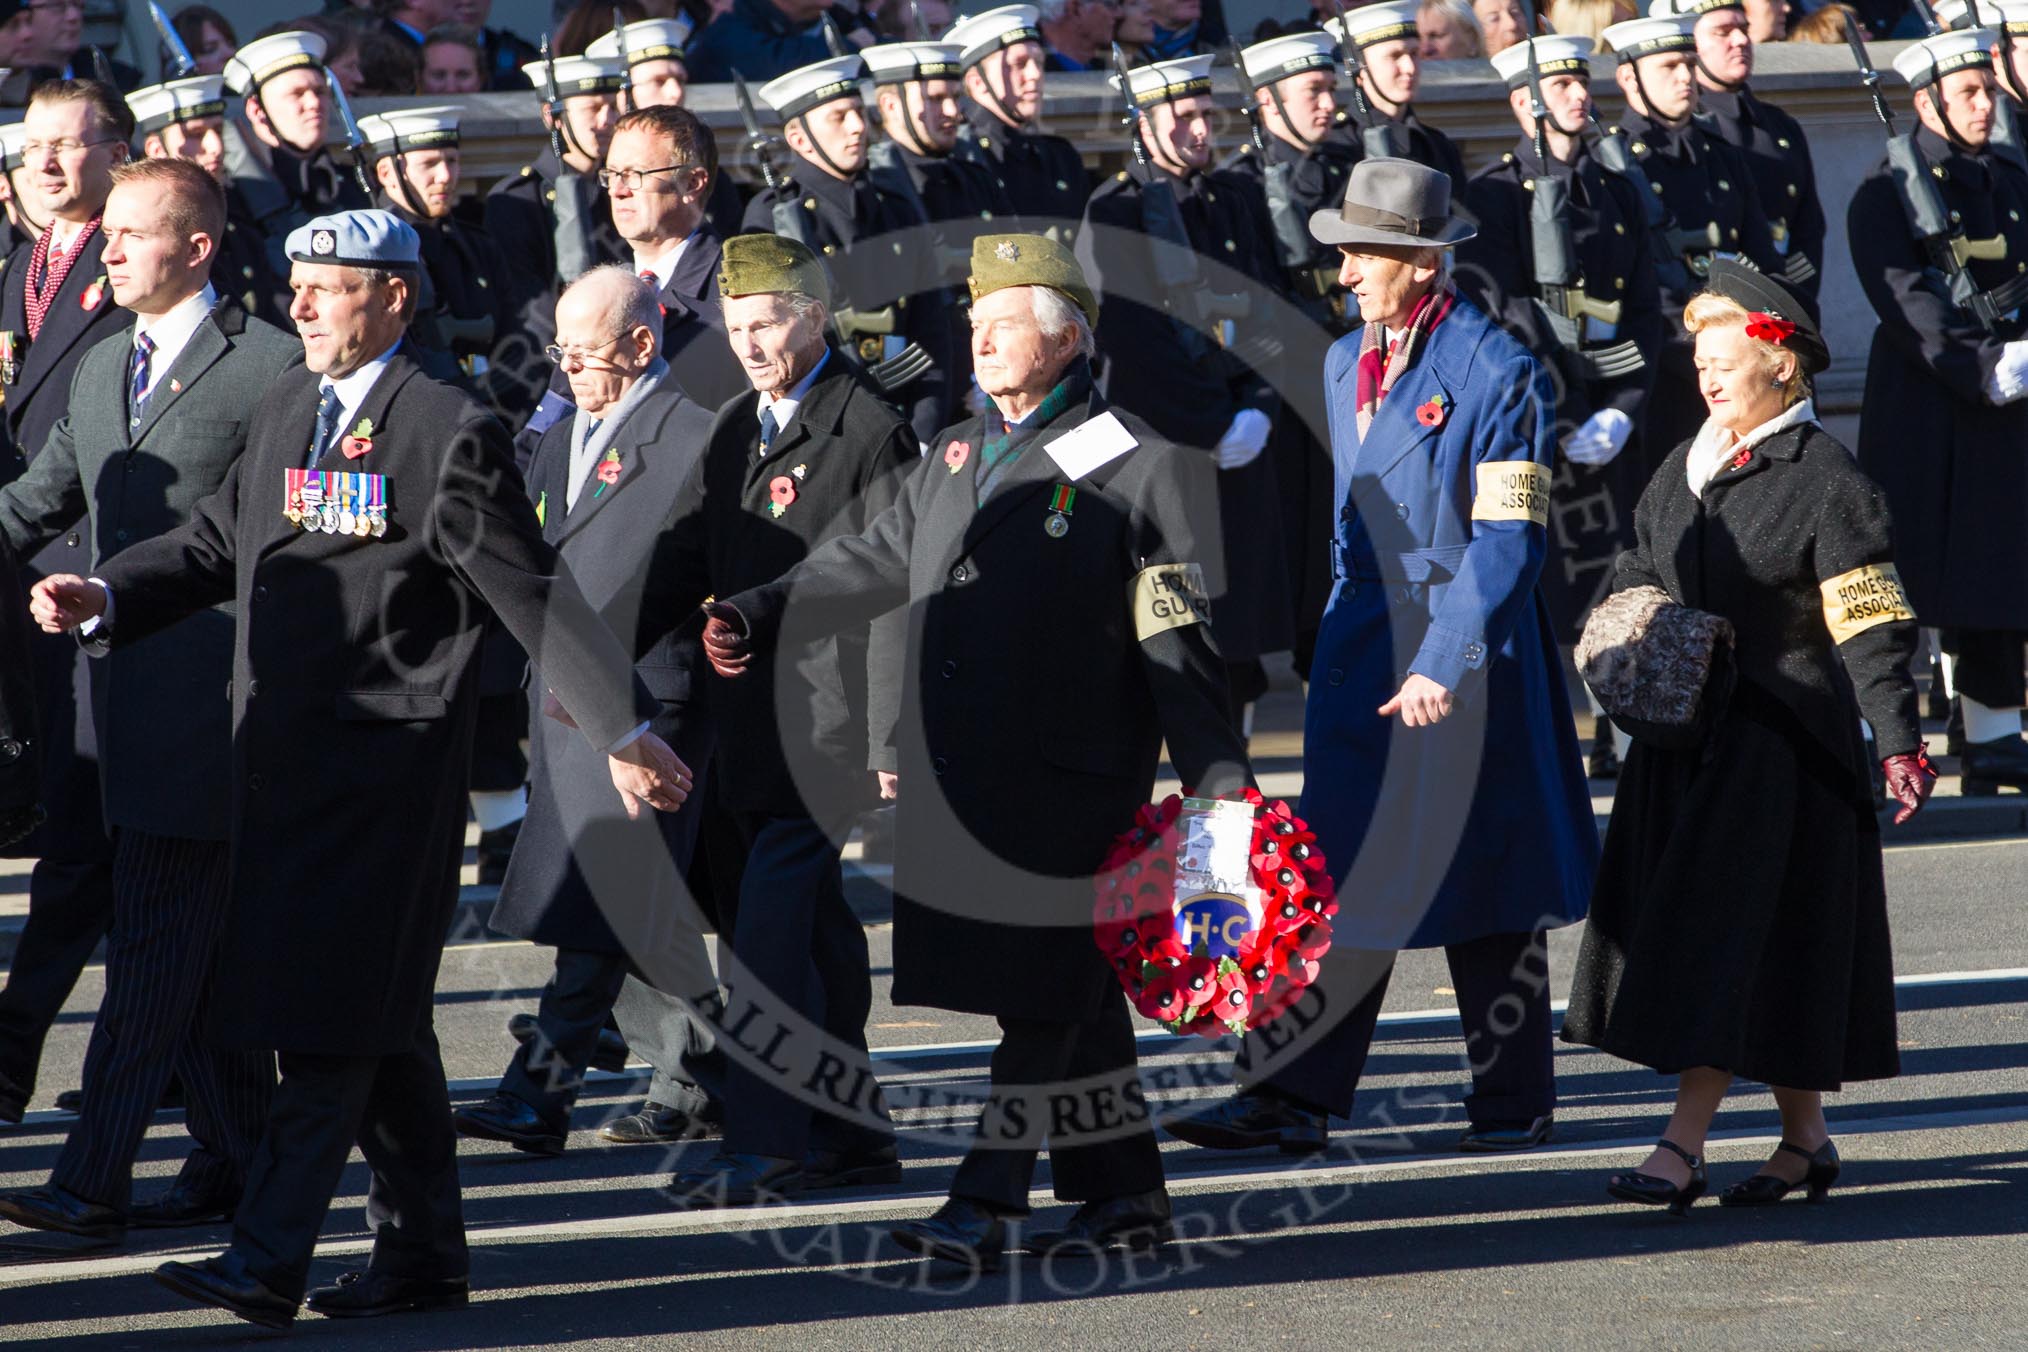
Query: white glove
[
  {"left": 1984, "top": 338, "right": 2028, "bottom": 405},
  {"left": 1215, "top": 408, "right": 1272, "bottom": 470},
  {"left": 1563, "top": 408, "right": 1634, "bottom": 467}
]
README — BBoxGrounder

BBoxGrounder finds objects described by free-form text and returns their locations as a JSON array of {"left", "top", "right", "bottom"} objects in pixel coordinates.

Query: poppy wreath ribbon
[{"left": 1092, "top": 789, "right": 1336, "bottom": 1038}]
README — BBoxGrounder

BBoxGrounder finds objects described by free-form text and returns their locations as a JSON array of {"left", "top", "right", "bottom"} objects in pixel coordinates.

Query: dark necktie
[
  {"left": 308, "top": 383, "right": 342, "bottom": 468},
  {"left": 128, "top": 333, "right": 154, "bottom": 428},
  {"left": 758, "top": 405, "right": 778, "bottom": 454}
]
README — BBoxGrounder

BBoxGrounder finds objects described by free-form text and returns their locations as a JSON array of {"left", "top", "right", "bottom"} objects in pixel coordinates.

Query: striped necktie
[{"left": 128, "top": 333, "right": 154, "bottom": 426}]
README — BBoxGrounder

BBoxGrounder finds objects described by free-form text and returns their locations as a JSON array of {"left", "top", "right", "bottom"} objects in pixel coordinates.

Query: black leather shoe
[
  {"left": 1961, "top": 734, "right": 2028, "bottom": 795},
  {"left": 1606, "top": 1138, "right": 1708, "bottom": 1216},
  {"left": 889, "top": 1197, "right": 1007, "bottom": 1271},
  {"left": 306, "top": 1268, "right": 470, "bottom": 1318},
  {"left": 154, "top": 1254, "right": 297, "bottom": 1330},
  {"left": 452, "top": 1093, "right": 565, "bottom": 1156},
  {"left": 0, "top": 1184, "right": 125, "bottom": 1241},
  {"left": 1023, "top": 1191, "right": 1174, "bottom": 1257},
  {"left": 663, "top": 1152, "right": 804, "bottom": 1210},
  {"left": 600, "top": 1102, "right": 717, "bottom": 1144},
  {"left": 130, "top": 1178, "right": 237, "bottom": 1229},
  {"left": 505, "top": 1014, "right": 630, "bottom": 1073},
  {"left": 54, "top": 1078, "right": 181, "bottom": 1116},
  {"left": 805, "top": 1143, "right": 901, "bottom": 1190},
  {"left": 1164, "top": 1091, "right": 1328, "bottom": 1154},
  {"left": 1588, "top": 726, "right": 1621, "bottom": 780},
  {"left": 476, "top": 819, "right": 521, "bottom": 887},
  {"left": 1719, "top": 1140, "right": 1840, "bottom": 1207},
  {"left": 0, "top": 1069, "right": 24, "bottom": 1126},
  {"left": 1458, "top": 1114, "right": 1554, "bottom": 1153}
]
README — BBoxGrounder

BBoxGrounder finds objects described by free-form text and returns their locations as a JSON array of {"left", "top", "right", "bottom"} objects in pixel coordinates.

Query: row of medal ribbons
[{"left": 284, "top": 468, "right": 388, "bottom": 538}]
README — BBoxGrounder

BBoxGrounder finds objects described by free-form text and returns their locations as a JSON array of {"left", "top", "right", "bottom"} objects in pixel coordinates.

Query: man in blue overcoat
[{"left": 1167, "top": 159, "right": 1598, "bottom": 1156}]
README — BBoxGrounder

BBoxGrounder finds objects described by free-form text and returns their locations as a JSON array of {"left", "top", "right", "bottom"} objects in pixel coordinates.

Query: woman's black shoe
[
  {"left": 1606, "top": 1138, "right": 1707, "bottom": 1216},
  {"left": 1719, "top": 1140, "right": 1840, "bottom": 1206},
  {"left": 1588, "top": 726, "right": 1621, "bottom": 780}
]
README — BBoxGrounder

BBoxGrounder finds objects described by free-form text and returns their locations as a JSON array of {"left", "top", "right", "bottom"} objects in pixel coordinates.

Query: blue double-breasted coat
[{"left": 1298, "top": 294, "right": 1596, "bottom": 950}]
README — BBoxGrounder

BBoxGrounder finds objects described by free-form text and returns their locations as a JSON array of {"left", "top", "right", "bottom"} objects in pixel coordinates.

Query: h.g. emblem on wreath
[{"left": 1093, "top": 791, "right": 1336, "bottom": 1037}]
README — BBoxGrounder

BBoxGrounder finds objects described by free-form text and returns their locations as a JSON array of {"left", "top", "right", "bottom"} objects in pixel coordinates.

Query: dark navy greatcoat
[{"left": 1302, "top": 296, "right": 1596, "bottom": 950}]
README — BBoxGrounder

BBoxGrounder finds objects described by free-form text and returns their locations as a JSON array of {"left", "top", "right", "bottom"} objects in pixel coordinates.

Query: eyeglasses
[
  {"left": 544, "top": 338, "right": 630, "bottom": 371},
  {"left": 20, "top": 137, "right": 119, "bottom": 159},
  {"left": 596, "top": 162, "right": 694, "bottom": 192}
]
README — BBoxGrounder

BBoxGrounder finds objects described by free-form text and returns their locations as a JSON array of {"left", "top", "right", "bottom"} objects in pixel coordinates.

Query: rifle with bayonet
[
  {"left": 1845, "top": 9, "right": 2024, "bottom": 331},
  {"left": 1325, "top": 0, "right": 1408, "bottom": 159},
  {"left": 612, "top": 7, "right": 633, "bottom": 110},
  {"left": 147, "top": 1, "right": 197, "bottom": 79},
  {"left": 538, "top": 35, "right": 602, "bottom": 286},
  {"left": 1586, "top": 109, "right": 1692, "bottom": 296},
  {"left": 734, "top": 73, "right": 822, "bottom": 254},
  {"left": 1231, "top": 39, "right": 1313, "bottom": 274},
  {"left": 323, "top": 67, "right": 375, "bottom": 198}
]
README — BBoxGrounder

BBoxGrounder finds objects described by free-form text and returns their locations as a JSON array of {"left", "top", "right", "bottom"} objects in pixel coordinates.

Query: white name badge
[{"left": 1045, "top": 410, "right": 1138, "bottom": 481}]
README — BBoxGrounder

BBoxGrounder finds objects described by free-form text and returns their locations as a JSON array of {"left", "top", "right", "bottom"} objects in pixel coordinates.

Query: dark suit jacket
[
  {"left": 93, "top": 349, "right": 657, "bottom": 1056},
  {"left": 657, "top": 350, "right": 918, "bottom": 818},
  {"left": 1, "top": 224, "right": 127, "bottom": 499},
  {"left": 491, "top": 370, "right": 717, "bottom": 952},
  {"left": 0, "top": 300, "right": 298, "bottom": 841},
  {"left": 655, "top": 224, "right": 748, "bottom": 411}
]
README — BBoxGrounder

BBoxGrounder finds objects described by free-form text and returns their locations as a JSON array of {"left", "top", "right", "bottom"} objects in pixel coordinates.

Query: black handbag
[{"left": 1575, "top": 585, "right": 1737, "bottom": 751}]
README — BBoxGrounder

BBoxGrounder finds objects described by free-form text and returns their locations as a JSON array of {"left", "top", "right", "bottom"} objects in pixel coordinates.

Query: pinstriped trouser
[{"left": 50, "top": 830, "right": 274, "bottom": 1213}]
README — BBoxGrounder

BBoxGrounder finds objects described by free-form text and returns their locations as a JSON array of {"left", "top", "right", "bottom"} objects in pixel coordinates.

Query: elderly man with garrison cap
[
  {"left": 30, "top": 209, "right": 693, "bottom": 1330},
  {"left": 656, "top": 234, "right": 915, "bottom": 1210},
  {"left": 1167, "top": 161, "right": 1596, "bottom": 1161},
  {"left": 700, "top": 233, "right": 1252, "bottom": 1268}
]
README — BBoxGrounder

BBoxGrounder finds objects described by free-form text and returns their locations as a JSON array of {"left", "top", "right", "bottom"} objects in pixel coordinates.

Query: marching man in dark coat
[
  {"left": 1079, "top": 53, "right": 1294, "bottom": 708},
  {"left": 1652, "top": 0, "right": 1826, "bottom": 299},
  {"left": 1167, "top": 161, "right": 1597, "bottom": 1159},
  {"left": 29, "top": 209, "right": 693, "bottom": 1330},
  {"left": 944, "top": 6, "right": 1091, "bottom": 237},
  {"left": 655, "top": 235, "right": 916, "bottom": 1210},
  {"left": 702, "top": 234, "right": 1252, "bottom": 1269},
  {"left": 1851, "top": 29, "right": 2028, "bottom": 792},
  {"left": 455, "top": 267, "right": 727, "bottom": 1159},
  {"left": 1457, "top": 32, "right": 1663, "bottom": 777}
]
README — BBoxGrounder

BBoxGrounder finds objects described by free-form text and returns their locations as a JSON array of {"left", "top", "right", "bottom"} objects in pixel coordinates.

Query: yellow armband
[
  {"left": 1472, "top": 461, "right": 1551, "bottom": 526},
  {"left": 1820, "top": 563, "right": 1915, "bottom": 644},
  {"left": 1129, "top": 562, "right": 1211, "bottom": 641}
]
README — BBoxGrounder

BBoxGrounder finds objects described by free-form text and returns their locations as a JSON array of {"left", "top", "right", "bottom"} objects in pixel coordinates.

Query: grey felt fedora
[{"left": 1309, "top": 157, "right": 1477, "bottom": 249}]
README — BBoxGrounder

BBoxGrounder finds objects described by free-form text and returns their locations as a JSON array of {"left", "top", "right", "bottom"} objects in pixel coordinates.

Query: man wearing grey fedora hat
[{"left": 1167, "top": 157, "right": 1598, "bottom": 1160}]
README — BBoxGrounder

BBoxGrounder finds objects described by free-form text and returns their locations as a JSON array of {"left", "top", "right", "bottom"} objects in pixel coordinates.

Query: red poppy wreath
[{"left": 1093, "top": 790, "right": 1336, "bottom": 1038}]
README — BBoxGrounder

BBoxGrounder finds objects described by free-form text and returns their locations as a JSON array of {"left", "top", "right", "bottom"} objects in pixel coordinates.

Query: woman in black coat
[{"left": 1561, "top": 262, "right": 1935, "bottom": 1213}]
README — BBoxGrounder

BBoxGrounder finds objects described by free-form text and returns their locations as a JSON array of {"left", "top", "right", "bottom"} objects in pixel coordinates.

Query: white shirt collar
[
  {"left": 632, "top": 231, "right": 695, "bottom": 296},
  {"left": 46, "top": 216, "right": 88, "bottom": 258},
  {"left": 756, "top": 347, "right": 830, "bottom": 432},
  {"left": 322, "top": 340, "right": 404, "bottom": 421},
  {"left": 1686, "top": 397, "right": 1817, "bottom": 498},
  {"left": 130, "top": 284, "right": 218, "bottom": 401}
]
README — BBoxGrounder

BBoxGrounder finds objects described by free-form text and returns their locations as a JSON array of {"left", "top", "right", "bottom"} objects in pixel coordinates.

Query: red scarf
[
  {"left": 1354, "top": 282, "right": 1454, "bottom": 440},
  {"left": 25, "top": 216, "right": 100, "bottom": 340}
]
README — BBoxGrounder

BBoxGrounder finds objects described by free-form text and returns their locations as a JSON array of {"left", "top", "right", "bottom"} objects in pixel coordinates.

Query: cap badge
[
  {"left": 311, "top": 229, "right": 336, "bottom": 256},
  {"left": 995, "top": 241, "right": 1020, "bottom": 262}
]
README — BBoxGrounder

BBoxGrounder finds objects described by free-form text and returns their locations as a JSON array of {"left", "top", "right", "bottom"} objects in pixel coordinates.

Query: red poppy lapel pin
[
  {"left": 341, "top": 417, "right": 374, "bottom": 459},
  {"left": 79, "top": 274, "right": 107, "bottom": 310},
  {"left": 592, "top": 447, "right": 622, "bottom": 498},
  {"left": 768, "top": 474, "right": 797, "bottom": 517},
  {"left": 1730, "top": 447, "right": 1753, "bottom": 470},
  {"left": 1416, "top": 392, "right": 1451, "bottom": 429},
  {"left": 944, "top": 440, "right": 971, "bottom": 474}
]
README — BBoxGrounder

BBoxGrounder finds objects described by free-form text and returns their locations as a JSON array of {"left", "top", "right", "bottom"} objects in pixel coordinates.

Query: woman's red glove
[{"left": 1881, "top": 745, "right": 1937, "bottom": 826}]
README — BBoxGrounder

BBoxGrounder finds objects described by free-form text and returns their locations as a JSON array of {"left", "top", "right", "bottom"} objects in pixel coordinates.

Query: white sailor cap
[
  {"left": 358, "top": 106, "right": 462, "bottom": 160},
  {"left": 126, "top": 75, "right": 228, "bottom": 136},
  {"left": 586, "top": 16, "right": 696, "bottom": 66},
  {"left": 521, "top": 52, "right": 628, "bottom": 97},
  {"left": 1893, "top": 26, "right": 1999, "bottom": 85},
  {"left": 0, "top": 121, "right": 27, "bottom": 174},
  {"left": 1323, "top": 0, "right": 1421, "bottom": 51},
  {"left": 1109, "top": 53, "right": 1216, "bottom": 110},
  {"left": 1488, "top": 33, "right": 1596, "bottom": 88},
  {"left": 1936, "top": 0, "right": 2028, "bottom": 35},
  {"left": 222, "top": 30, "right": 328, "bottom": 97},
  {"left": 944, "top": 5, "right": 1043, "bottom": 68},
  {"left": 1237, "top": 32, "right": 1338, "bottom": 89},
  {"left": 1645, "top": 0, "right": 1745, "bottom": 18},
  {"left": 286, "top": 209, "right": 422, "bottom": 269},
  {"left": 861, "top": 40, "right": 966, "bottom": 84},
  {"left": 1601, "top": 14, "right": 1699, "bottom": 62},
  {"left": 759, "top": 54, "right": 866, "bottom": 120}
]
